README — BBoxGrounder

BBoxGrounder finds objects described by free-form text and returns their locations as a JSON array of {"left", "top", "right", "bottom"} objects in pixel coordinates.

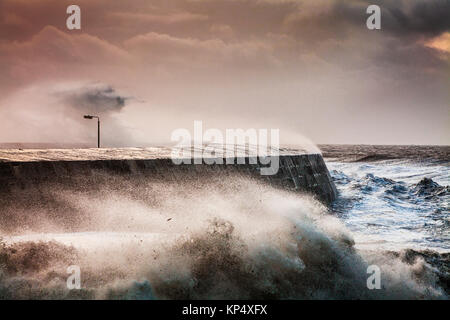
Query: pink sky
[{"left": 0, "top": 0, "right": 449, "bottom": 146}]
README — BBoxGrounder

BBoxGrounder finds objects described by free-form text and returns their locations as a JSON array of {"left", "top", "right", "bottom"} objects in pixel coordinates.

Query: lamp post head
[
  {"left": 84, "top": 115, "right": 99, "bottom": 120},
  {"left": 83, "top": 114, "right": 101, "bottom": 148}
]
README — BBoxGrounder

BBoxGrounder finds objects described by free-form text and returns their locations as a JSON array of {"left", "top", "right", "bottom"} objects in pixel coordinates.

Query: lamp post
[{"left": 83, "top": 115, "right": 100, "bottom": 148}]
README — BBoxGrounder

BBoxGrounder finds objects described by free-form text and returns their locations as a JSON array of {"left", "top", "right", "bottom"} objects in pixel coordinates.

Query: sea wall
[{"left": 0, "top": 152, "right": 337, "bottom": 203}]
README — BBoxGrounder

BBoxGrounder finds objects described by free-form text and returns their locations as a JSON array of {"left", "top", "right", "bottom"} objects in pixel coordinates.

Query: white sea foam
[{"left": 0, "top": 175, "right": 447, "bottom": 299}]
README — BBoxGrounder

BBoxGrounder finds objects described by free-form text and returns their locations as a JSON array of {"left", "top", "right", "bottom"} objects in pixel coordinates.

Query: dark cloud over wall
[{"left": 59, "top": 84, "right": 128, "bottom": 114}]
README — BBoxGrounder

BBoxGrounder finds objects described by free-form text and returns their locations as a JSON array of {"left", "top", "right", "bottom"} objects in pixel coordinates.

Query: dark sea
[{"left": 320, "top": 144, "right": 449, "bottom": 252}]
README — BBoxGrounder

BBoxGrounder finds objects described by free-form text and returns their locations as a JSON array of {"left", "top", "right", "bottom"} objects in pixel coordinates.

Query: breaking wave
[
  {"left": 329, "top": 160, "right": 449, "bottom": 253},
  {"left": 0, "top": 173, "right": 447, "bottom": 299}
]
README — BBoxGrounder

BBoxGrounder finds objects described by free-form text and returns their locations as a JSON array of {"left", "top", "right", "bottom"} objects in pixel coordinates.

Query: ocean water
[
  {"left": 328, "top": 160, "right": 449, "bottom": 253},
  {"left": 0, "top": 145, "right": 448, "bottom": 299}
]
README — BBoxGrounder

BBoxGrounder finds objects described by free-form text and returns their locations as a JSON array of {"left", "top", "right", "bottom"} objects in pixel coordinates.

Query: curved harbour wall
[{"left": 0, "top": 149, "right": 337, "bottom": 203}]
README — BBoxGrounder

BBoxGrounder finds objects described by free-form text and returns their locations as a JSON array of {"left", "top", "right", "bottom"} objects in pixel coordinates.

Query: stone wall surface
[{"left": 0, "top": 151, "right": 337, "bottom": 203}]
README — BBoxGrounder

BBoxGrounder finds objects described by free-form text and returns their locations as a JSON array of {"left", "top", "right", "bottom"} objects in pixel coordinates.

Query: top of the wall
[{"left": 0, "top": 146, "right": 314, "bottom": 163}]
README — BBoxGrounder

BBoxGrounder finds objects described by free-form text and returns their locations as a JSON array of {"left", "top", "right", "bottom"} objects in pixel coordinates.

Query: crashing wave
[
  {"left": 412, "top": 178, "right": 449, "bottom": 199},
  {"left": 0, "top": 175, "right": 448, "bottom": 299}
]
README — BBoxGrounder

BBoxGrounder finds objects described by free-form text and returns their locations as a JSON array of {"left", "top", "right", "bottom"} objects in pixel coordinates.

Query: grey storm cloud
[
  {"left": 331, "top": 0, "right": 450, "bottom": 37},
  {"left": 60, "top": 84, "right": 128, "bottom": 114},
  {"left": 382, "top": 0, "right": 450, "bottom": 37}
]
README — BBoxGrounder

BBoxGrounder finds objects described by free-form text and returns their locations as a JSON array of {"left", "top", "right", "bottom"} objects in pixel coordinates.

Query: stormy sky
[{"left": 0, "top": 0, "right": 448, "bottom": 146}]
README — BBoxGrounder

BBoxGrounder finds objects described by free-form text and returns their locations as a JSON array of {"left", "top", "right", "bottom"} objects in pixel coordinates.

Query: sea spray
[{"left": 0, "top": 175, "right": 447, "bottom": 299}]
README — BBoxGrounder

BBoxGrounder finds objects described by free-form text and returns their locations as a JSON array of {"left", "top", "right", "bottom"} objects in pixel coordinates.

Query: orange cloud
[{"left": 425, "top": 32, "right": 450, "bottom": 53}]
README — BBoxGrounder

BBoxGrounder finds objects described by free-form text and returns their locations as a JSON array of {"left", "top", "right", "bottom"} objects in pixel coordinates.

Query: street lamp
[{"left": 83, "top": 115, "right": 100, "bottom": 148}]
